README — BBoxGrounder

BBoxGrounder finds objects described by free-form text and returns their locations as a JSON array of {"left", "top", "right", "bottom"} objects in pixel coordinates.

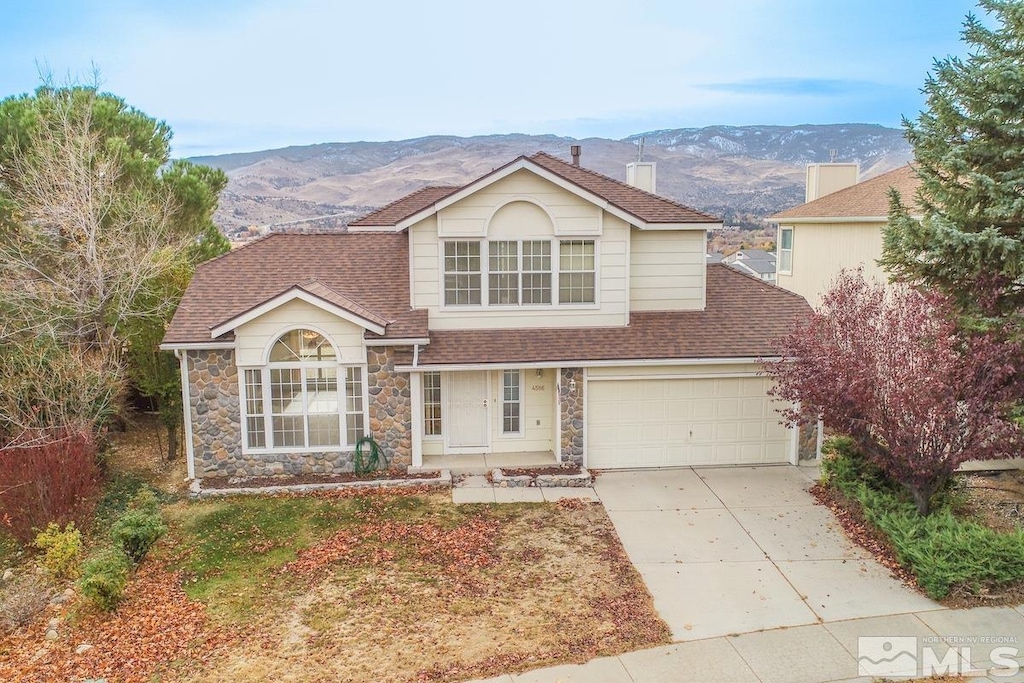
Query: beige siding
[
  {"left": 234, "top": 299, "right": 366, "bottom": 366},
  {"left": 629, "top": 229, "right": 706, "bottom": 311},
  {"left": 776, "top": 221, "right": 886, "bottom": 308},
  {"left": 409, "top": 169, "right": 629, "bottom": 329},
  {"left": 488, "top": 369, "right": 555, "bottom": 453},
  {"left": 410, "top": 216, "right": 440, "bottom": 310},
  {"left": 437, "top": 170, "right": 602, "bottom": 238}
]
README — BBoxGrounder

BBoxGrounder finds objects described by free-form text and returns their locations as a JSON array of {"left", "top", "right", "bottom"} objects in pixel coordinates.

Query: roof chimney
[
  {"left": 805, "top": 162, "right": 859, "bottom": 202},
  {"left": 570, "top": 145, "right": 581, "bottom": 167},
  {"left": 626, "top": 137, "right": 657, "bottom": 193}
]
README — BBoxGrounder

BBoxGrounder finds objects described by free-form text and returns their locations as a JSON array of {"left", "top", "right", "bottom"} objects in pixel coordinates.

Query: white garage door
[{"left": 587, "top": 376, "right": 792, "bottom": 469}]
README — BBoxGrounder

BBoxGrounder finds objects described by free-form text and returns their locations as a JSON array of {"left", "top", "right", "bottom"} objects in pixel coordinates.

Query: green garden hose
[{"left": 354, "top": 436, "right": 389, "bottom": 475}]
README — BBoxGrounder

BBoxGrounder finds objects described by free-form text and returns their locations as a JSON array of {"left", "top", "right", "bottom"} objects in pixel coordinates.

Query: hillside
[{"left": 189, "top": 124, "right": 912, "bottom": 238}]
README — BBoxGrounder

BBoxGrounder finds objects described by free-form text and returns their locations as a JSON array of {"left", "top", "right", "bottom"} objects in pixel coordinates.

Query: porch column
[
  {"left": 558, "top": 367, "right": 585, "bottom": 464},
  {"left": 410, "top": 371, "right": 423, "bottom": 468}
]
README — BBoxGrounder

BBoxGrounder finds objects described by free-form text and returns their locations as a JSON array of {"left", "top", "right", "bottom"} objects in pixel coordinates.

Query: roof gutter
[{"left": 396, "top": 356, "right": 777, "bottom": 372}]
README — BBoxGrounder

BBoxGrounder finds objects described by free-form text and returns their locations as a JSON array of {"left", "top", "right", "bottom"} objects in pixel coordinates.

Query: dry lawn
[
  {"left": 0, "top": 487, "right": 667, "bottom": 682},
  {"left": 164, "top": 492, "right": 668, "bottom": 683},
  {"left": 1, "top": 417, "right": 667, "bottom": 682}
]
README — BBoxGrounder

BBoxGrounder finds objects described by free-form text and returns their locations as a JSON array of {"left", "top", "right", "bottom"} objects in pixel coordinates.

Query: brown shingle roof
[
  {"left": 163, "top": 233, "right": 426, "bottom": 345},
  {"left": 415, "top": 265, "right": 810, "bottom": 365},
  {"left": 771, "top": 165, "right": 921, "bottom": 220},
  {"left": 348, "top": 185, "right": 460, "bottom": 227},
  {"left": 528, "top": 152, "right": 719, "bottom": 224},
  {"left": 346, "top": 152, "right": 719, "bottom": 228}
]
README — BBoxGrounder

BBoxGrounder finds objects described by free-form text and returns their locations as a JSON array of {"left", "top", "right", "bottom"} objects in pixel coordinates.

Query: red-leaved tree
[{"left": 764, "top": 271, "right": 1023, "bottom": 515}]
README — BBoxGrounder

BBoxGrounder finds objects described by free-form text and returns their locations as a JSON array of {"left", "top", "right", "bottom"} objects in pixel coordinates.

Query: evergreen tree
[
  {"left": 881, "top": 0, "right": 1024, "bottom": 321},
  {"left": 0, "top": 84, "right": 227, "bottom": 445}
]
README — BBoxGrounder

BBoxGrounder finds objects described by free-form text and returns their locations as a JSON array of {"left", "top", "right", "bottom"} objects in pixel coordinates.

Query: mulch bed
[
  {"left": 500, "top": 465, "right": 582, "bottom": 477},
  {"left": 202, "top": 469, "right": 439, "bottom": 490}
]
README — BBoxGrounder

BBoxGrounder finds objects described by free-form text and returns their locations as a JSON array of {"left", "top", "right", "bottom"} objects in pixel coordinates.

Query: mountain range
[{"left": 189, "top": 123, "right": 912, "bottom": 237}]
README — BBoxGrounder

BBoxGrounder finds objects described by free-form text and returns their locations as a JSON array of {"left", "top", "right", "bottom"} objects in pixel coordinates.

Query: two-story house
[
  {"left": 770, "top": 163, "right": 920, "bottom": 307},
  {"left": 162, "top": 150, "right": 810, "bottom": 480}
]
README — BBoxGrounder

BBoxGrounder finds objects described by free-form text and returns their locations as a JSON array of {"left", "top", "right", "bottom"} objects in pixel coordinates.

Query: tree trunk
[
  {"left": 908, "top": 484, "right": 934, "bottom": 516},
  {"left": 166, "top": 422, "right": 178, "bottom": 462}
]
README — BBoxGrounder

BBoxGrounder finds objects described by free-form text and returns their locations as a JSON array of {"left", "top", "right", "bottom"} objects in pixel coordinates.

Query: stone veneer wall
[
  {"left": 187, "top": 350, "right": 242, "bottom": 477},
  {"left": 187, "top": 349, "right": 355, "bottom": 478},
  {"left": 559, "top": 367, "right": 584, "bottom": 464},
  {"left": 366, "top": 347, "right": 412, "bottom": 468}
]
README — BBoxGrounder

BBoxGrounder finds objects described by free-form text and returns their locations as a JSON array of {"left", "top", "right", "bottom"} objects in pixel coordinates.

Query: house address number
[{"left": 531, "top": 384, "right": 546, "bottom": 391}]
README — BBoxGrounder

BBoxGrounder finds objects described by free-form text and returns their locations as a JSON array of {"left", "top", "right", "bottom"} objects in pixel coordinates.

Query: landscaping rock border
[
  {"left": 190, "top": 470, "right": 452, "bottom": 498},
  {"left": 491, "top": 468, "right": 592, "bottom": 488}
]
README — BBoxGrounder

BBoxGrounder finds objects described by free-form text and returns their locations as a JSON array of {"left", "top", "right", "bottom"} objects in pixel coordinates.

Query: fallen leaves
[
  {"left": 282, "top": 516, "right": 500, "bottom": 590},
  {"left": 0, "top": 563, "right": 227, "bottom": 683}
]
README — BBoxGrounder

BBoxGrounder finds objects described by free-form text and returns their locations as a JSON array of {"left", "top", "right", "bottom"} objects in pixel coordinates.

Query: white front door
[{"left": 446, "top": 371, "right": 490, "bottom": 452}]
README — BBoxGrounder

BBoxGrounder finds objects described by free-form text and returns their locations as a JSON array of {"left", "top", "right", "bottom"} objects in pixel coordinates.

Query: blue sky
[{"left": 0, "top": 0, "right": 980, "bottom": 157}]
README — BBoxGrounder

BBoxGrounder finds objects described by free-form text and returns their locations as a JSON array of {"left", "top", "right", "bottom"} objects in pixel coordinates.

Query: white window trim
[
  {"left": 500, "top": 369, "right": 524, "bottom": 437},
  {"left": 239, "top": 361, "right": 369, "bottom": 454},
  {"left": 438, "top": 238, "right": 601, "bottom": 311},
  {"left": 778, "top": 226, "right": 794, "bottom": 276},
  {"left": 422, "top": 370, "right": 444, "bottom": 440}
]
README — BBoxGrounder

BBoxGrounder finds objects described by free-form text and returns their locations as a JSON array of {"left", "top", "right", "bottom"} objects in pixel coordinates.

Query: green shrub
[
  {"left": 822, "top": 437, "right": 1024, "bottom": 598},
  {"left": 820, "top": 436, "right": 895, "bottom": 496},
  {"left": 95, "top": 473, "right": 167, "bottom": 529},
  {"left": 33, "top": 522, "right": 83, "bottom": 579},
  {"left": 109, "top": 491, "right": 166, "bottom": 564},
  {"left": 875, "top": 502, "right": 1024, "bottom": 598},
  {"left": 79, "top": 547, "right": 131, "bottom": 611}
]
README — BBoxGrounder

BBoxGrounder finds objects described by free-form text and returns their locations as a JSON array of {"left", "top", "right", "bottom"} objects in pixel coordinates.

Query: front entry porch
[
  {"left": 410, "top": 366, "right": 582, "bottom": 469},
  {"left": 414, "top": 450, "right": 557, "bottom": 474}
]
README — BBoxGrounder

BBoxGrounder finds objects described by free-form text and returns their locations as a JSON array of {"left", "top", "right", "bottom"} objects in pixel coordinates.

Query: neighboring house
[
  {"left": 162, "top": 151, "right": 810, "bottom": 480},
  {"left": 723, "top": 249, "right": 776, "bottom": 283},
  {"left": 770, "top": 164, "right": 920, "bottom": 307}
]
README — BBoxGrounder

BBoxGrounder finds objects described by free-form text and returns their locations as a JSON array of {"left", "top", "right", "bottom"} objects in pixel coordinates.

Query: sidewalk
[
  {"left": 451, "top": 474, "right": 600, "bottom": 504},
  {"left": 470, "top": 606, "right": 1024, "bottom": 682}
]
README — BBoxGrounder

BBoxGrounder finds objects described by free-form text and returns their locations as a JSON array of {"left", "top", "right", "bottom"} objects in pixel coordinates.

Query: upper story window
[
  {"left": 778, "top": 227, "right": 794, "bottom": 275},
  {"left": 443, "top": 238, "right": 593, "bottom": 307},
  {"left": 443, "top": 241, "right": 482, "bottom": 305},
  {"left": 558, "top": 240, "right": 596, "bottom": 304},
  {"left": 488, "top": 240, "right": 552, "bottom": 305}
]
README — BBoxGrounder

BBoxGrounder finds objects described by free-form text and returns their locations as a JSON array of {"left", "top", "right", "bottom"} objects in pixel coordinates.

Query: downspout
[
  {"left": 174, "top": 350, "right": 196, "bottom": 480},
  {"left": 410, "top": 343, "right": 423, "bottom": 468}
]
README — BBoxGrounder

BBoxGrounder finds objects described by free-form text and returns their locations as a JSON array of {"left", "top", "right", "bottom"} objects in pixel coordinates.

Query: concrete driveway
[{"left": 594, "top": 466, "right": 943, "bottom": 642}]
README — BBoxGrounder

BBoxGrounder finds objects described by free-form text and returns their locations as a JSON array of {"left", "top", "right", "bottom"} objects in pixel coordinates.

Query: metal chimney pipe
[{"left": 570, "top": 145, "right": 581, "bottom": 166}]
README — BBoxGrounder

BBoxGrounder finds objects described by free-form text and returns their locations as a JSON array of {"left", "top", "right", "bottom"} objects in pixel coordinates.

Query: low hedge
[{"left": 822, "top": 437, "right": 1024, "bottom": 599}]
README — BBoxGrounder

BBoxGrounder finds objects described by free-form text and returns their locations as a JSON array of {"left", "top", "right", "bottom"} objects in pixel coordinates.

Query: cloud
[{"left": 700, "top": 78, "right": 885, "bottom": 97}]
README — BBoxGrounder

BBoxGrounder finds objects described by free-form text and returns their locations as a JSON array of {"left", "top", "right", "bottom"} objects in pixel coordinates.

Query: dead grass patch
[{"left": 166, "top": 494, "right": 667, "bottom": 683}]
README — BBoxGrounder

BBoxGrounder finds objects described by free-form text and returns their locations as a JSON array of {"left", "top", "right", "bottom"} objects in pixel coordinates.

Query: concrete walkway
[
  {"left": 451, "top": 474, "right": 600, "bottom": 504},
  {"left": 466, "top": 466, "right": 1024, "bottom": 682}
]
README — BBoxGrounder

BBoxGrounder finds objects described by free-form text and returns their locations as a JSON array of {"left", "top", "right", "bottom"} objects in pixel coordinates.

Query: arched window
[{"left": 242, "top": 328, "right": 365, "bottom": 451}]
